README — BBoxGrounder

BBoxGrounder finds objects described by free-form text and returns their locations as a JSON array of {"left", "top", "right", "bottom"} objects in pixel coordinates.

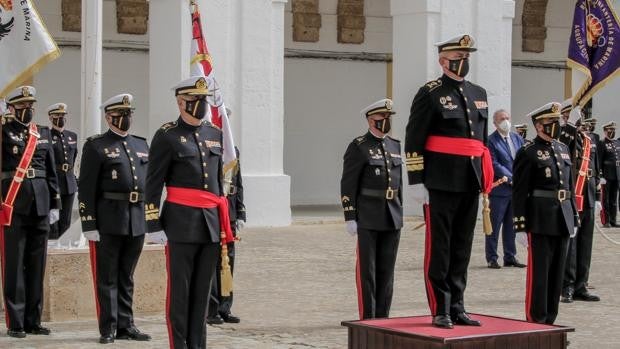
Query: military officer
[
  {"left": 341, "top": 98, "right": 403, "bottom": 320},
  {"left": 47, "top": 103, "right": 78, "bottom": 239},
  {"left": 561, "top": 116, "right": 600, "bottom": 303},
  {"left": 207, "top": 108, "right": 245, "bottom": 325},
  {"left": 515, "top": 124, "right": 528, "bottom": 141},
  {"left": 78, "top": 93, "right": 151, "bottom": 344},
  {"left": 145, "top": 76, "right": 234, "bottom": 349},
  {"left": 598, "top": 121, "right": 620, "bottom": 227},
  {"left": 0, "top": 86, "right": 60, "bottom": 338},
  {"left": 513, "top": 102, "right": 579, "bottom": 325},
  {"left": 405, "top": 34, "right": 490, "bottom": 329}
]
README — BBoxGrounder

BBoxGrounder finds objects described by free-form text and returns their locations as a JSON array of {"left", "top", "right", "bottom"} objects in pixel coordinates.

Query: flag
[
  {"left": 189, "top": 1, "right": 237, "bottom": 180},
  {"left": 0, "top": 0, "right": 60, "bottom": 97},
  {"left": 568, "top": 0, "right": 620, "bottom": 107}
]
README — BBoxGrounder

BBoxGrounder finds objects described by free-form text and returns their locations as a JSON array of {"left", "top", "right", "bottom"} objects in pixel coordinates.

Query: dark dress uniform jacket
[
  {"left": 1, "top": 120, "right": 60, "bottom": 215},
  {"left": 145, "top": 118, "right": 224, "bottom": 243},
  {"left": 405, "top": 75, "right": 488, "bottom": 192},
  {"left": 51, "top": 129, "right": 78, "bottom": 195},
  {"left": 78, "top": 130, "right": 149, "bottom": 236},
  {"left": 599, "top": 138, "right": 620, "bottom": 180},
  {"left": 228, "top": 147, "right": 246, "bottom": 223},
  {"left": 513, "top": 137, "right": 579, "bottom": 236},
  {"left": 341, "top": 132, "right": 403, "bottom": 231}
]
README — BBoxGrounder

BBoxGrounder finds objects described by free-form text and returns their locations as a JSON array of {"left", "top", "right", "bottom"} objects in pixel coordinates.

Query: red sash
[
  {"left": 425, "top": 135, "right": 495, "bottom": 194},
  {"left": 165, "top": 186, "right": 234, "bottom": 243},
  {"left": 574, "top": 134, "right": 591, "bottom": 212},
  {"left": 0, "top": 123, "right": 40, "bottom": 226}
]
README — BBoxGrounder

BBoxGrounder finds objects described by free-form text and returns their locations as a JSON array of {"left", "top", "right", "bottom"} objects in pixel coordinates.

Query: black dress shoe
[
  {"left": 452, "top": 312, "right": 482, "bottom": 326},
  {"left": 7, "top": 329, "right": 26, "bottom": 338},
  {"left": 432, "top": 315, "right": 453, "bottom": 329},
  {"left": 487, "top": 260, "right": 501, "bottom": 269},
  {"left": 25, "top": 325, "right": 51, "bottom": 335},
  {"left": 573, "top": 290, "right": 600, "bottom": 302},
  {"left": 220, "top": 312, "right": 240, "bottom": 323},
  {"left": 206, "top": 314, "right": 224, "bottom": 325},
  {"left": 99, "top": 334, "right": 114, "bottom": 344},
  {"left": 116, "top": 327, "right": 151, "bottom": 341},
  {"left": 504, "top": 259, "right": 526, "bottom": 268}
]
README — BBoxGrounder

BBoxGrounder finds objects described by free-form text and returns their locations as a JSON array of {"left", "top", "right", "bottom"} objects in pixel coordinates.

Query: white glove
[
  {"left": 595, "top": 201, "right": 602, "bottom": 212},
  {"left": 412, "top": 184, "right": 429, "bottom": 204},
  {"left": 237, "top": 220, "right": 245, "bottom": 230},
  {"left": 49, "top": 209, "right": 60, "bottom": 224},
  {"left": 570, "top": 227, "right": 578, "bottom": 238},
  {"left": 83, "top": 230, "right": 100, "bottom": 242},
  {"left": 516, "top": 232, "right": 528, "bottom": 248},
  {"left": 600, "top": 178, "right": 607, "bottom": 185},
  {"left": 345, "top": 220, "right": 357, "bottom": 236},
  {"left": 146, "top": 230, "right": 167, "bottom": 244}
]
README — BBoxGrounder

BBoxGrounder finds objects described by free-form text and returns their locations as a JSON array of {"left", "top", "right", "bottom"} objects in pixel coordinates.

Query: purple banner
[{"left": 568, "top": 0, "right": 620, "bottom": 106}]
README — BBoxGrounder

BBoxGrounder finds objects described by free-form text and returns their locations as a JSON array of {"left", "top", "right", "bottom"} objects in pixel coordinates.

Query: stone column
[
  {"left": 80, "top": 0, "right": 103, "bottom": 142},
  {"left": 391, "top": 0, "right": 515, "bottom": 215},
  {"left": 148, "top": 0, "right": 191, "bottom": 137}
]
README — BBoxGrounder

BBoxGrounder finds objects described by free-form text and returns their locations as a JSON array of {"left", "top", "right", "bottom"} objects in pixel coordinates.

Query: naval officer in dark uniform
[
  {"left": 145, "top": 76, "right": 234, "bottom": 349},
  {"left": 513, "top": 102, "right": 579, "bottom": 324},
  {"left": 78, "top": 93, "right": 151, "bottom": 344},
  {"left": 341, "top": 98, "right": 403, "bottom": 320},
  {"left": 515, "top": 124, "right": 528, "bottom": 141},
  {"left": 405, "top": 34, "right": 490, "bottom": 329},
  {"left": 47, "top": 103, "right": 78, "bottom": 239},
  {"left": 1, "top": 86, "right": 60, "bottom": 338},
  {"left": 599, "top": 122, "right": 620, "bottom": 227}
]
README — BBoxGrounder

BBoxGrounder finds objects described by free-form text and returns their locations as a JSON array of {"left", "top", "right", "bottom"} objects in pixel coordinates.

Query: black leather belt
[
  {"left": 361, "top": 188, "right": 398, "bottom": 200},
  {"left": 532, "top": 189, "right": 572, "bottom": 202},
  {"left": 1, "top": 169, "right": 46, "bottom": 180},
  {"left": 102, "top": 191, "right": 144, "bottom": 203},
  {"left": 587, "top": 168, "right": 593, "bottom": 178},
  {"left": 57, "top": 163, "right": 72, "bottom": 172}
]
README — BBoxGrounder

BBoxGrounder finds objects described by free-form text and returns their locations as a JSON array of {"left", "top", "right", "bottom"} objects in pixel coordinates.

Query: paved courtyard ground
[{"left": 1, "top": 209, "right": 619, "bottom": 348}]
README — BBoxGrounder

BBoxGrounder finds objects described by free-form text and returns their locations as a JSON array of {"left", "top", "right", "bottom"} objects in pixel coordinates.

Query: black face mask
[
  {"left": 374, "top": 118, "right": 391, "bottom": 134},
  {"left": 448, "top": 58, "right": 469, "bottom": 78},
  {"left": 14, "top": 107, "right": 34, "bottom": 124},
  {"left": 111, "top": 110, "right": 131, "bottom": 132},
  {"left": 542, "top": 121, "right": 561, "bottom": 140},
  {"left": 518, "top": 130, "right": 527, "bottom": 139},
  {"left": 607, "top": 131, "right": 616, "bottom": 139},
  {"left": 185, "top": 97, "right": 207, "bottom": 120},
  {"left": 52, "top": 116, "right": 66, "bottom": 128}
]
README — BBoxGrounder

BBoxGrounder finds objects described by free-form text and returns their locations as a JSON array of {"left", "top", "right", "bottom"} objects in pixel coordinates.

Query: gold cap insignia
[
  {"left": 551, "top": 103, "right": 560, "bottom": 113},
  {"left": 385, "top": 99, "right": 393, "bottom": 110},
  {"left": 196, "top": 77, "right": 207, "bottom": 90},
  {"left": 460, "top": 35, "right": 472, "bottom": 47},
  {"left": 22, "top": 87, "right": 30, "bottom": 97},
  {"left": 122, "top": 95, "right": 130, "bottom": 106},
  {"left": 58, "top": 104, "right": 65, "bottom": 112}
]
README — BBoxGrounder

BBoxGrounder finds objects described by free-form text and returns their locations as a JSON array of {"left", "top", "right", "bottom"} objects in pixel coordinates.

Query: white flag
[{"left": 0, "top": 0, "right": 60, "bottom": 97}]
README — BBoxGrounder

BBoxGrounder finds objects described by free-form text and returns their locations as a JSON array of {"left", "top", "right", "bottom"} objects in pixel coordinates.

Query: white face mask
[{"left": 498, "top": 119, "right": 511, "bottom": 133}]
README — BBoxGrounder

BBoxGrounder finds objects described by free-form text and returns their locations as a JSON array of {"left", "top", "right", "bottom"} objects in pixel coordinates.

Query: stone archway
[{"left": 521, "top": 0, "right": 549, "bottom": 52}]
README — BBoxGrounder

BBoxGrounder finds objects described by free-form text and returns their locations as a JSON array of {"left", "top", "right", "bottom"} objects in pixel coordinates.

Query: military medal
[
  {"left": 180, "top": 136, "right": 187, "bottom": 143},
  {"left": 545, "top": 167, "right": 551, "bottom": 178},
  {"left": 375, "top": 168, "right": 381, "bottom": 176},
  {"left": 12, "top": 145, "right": 18, "bottom": 154},
  {"left": 112, "top": 169, "right": 118, "bottom": 180}
]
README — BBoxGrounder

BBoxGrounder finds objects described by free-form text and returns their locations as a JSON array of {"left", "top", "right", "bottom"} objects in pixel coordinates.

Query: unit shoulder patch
[
  {"left": 424, "top": 79, "right": 442, "bottom": 92},
  {"left": 160, "top": 121, "right": 178, "bottom": 132},
  {"left": 354, "top": 135, "right": 367, "bottom": 145}
]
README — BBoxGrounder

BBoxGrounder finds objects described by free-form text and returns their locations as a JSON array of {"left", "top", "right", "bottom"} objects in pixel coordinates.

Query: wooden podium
[{"left": 342, "top": 314, "right": 574, "bottom": 349}]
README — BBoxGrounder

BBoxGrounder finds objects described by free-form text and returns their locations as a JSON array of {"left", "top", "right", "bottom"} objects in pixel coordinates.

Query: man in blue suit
[{"left": 486, "top": 110, "right": 526, "bottom": 269}]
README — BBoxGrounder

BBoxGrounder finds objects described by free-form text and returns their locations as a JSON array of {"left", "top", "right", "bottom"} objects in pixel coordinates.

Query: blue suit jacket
[{"left": 488, "top": 130, "right": 524, "bottom": 197}]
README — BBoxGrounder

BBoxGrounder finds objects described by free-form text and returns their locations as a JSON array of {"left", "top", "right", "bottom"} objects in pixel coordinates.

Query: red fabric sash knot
[
  {"left": 425, "top": 135, "right": 495, "bottom": 194},
  {"left": 165, "top": 186, "right": 234, "bottom": 244}
]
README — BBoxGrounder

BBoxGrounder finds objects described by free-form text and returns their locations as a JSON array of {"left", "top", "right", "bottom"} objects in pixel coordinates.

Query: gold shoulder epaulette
[
  {"left": 354, "top": 135, "right": 367, "bottom": 145},
  {"left": 425, "top": 79, "right": 442, "bottom": 92},
  {"left": 86, "top": 134, "right": 103, "bottom": 141},
  {"left": 160, "top": 121, "right": 177, "bottom": 132}
]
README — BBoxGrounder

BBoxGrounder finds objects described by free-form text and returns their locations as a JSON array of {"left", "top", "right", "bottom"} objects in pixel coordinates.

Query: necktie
[{"left": 505, "top": 136, "right": 516, "bottom": 159}]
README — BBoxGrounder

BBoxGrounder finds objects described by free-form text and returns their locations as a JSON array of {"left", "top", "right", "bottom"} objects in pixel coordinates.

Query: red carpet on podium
[{"left": 356, "top": 314, "right": 565, "bottom": 340}]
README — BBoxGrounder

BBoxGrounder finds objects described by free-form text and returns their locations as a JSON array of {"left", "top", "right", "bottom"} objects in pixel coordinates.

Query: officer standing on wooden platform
[
  {"left": 405, "top": 34, "right": 491, "bottom": 329},
  {"left": 78, "top": 93, "right": 151, "bottom": 344},
  {"left": 0, "top": 86, "right": 60, "bottom": 338},
  {"left": 341, "top": 98, "right": 403, "bottom": 320},
  {"left": 145, "top": 76, "right": 235, "bottom": 349},
  {"left": 47, "top": 103, "right": 78, "bottom": 239},
  {"left": 513, "top": 102, "right": 579, "bottom": 324}
]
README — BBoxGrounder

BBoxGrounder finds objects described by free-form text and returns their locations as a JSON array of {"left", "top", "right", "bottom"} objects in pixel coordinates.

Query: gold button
[
  {"left": 387, "top": 169, "right": 391, "bottom": 173},
  {"left": 467, "top": 109, "right": 470, "bottom": 113},
  {"left": 134, "top": 176, "right": 138, "bottom": 180},
  {"left": 468, "top": 120, "right": 472, "bottom": 124},
  {"left": 204, "top": 184, "right": 209, "bottom": 189},
  {"left": 203, "top": 162, "right": 207, "bottom": 166},
  {"left": 132, "top": 166, "right": 136, "bottom": 170},
  {"left": 204, "top": 173, "right": 208, "bottom": 178},
  {"left": 464, "top": 97, "right": 468, "bottom": 101},
  {"left": 199, "top": 143, "right": 203, "bottom": 147},
  {"left": 471, "top": 132, "right": 474, "bottom": 136},
  {"left": 470, "top": 156, "right": 474, "bottom": 160},
  {"left": 195, "top": 133, "right": 199, "bottom": 137},
  {"left": 134, "top": 186, "right": 138, "bottom": 190},
  {"left": 202, "top": 152, "right": 206, "bottom": 156},
  {"left": 560, "top": 180, "right": 564, "bottom": 184},
  {"left": 123, "top": 141, "right": 127, "bottom": 145},
  {"left": 388, "top": 178, "right": 392, "bottom": 181}
]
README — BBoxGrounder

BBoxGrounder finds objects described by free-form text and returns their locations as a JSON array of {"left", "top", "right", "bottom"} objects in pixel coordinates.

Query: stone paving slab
[{"left": 0, "top": 218, "right": 619, "bottom": 348}]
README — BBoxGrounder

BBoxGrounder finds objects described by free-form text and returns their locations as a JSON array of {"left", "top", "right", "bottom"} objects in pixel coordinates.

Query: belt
[
  {"left": 102, "top": 191, "right": 144, "bottom": 203},
  {"left": 532, "top": 189, "right": 572, "bottom": 202},
  {"left": 587, "top": 168, "right": 593, "bottom": 178},
  {"left": 57, "top": 163, "right": 72, "bottom": 172},
  {"left": 360, "top": 188, "right": 399, "bottom": 200},
  {"left": 1, "top": 169, "right": 46, "bottom": 180}
]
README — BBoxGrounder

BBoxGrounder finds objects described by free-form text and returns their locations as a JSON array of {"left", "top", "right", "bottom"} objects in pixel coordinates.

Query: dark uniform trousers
[
  {"left": 563, "top": 207, "right": 594, "bottom": 295},
  {"left": 146, "top": 117, "right": 227, "bottom": 349},
  {"left": 1, "top": 122, "right": 60, "bottom": 331},
  {"left": 513, "top": 137, "right": 578, "bottom": 325},
  {"left": 405, "top": 75, "right": 489, "bottom": 318},
  {"left": 599, "top": 138, "right": 620, "bottom": 225},
  {"left": 51, "top": 194, "right": 74, "bottom": 239},
  {"left": 603, "top": 179, "right": 618, "bottom": 225},
  {"left": 341, "top": 132, "right": 403, "bottom": 320},
  {"left": 50, "top": 129, "right": 78, "bottom": 239},
  {"left": 78, "top": 130, "right": 150, "bottom": 336}
]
